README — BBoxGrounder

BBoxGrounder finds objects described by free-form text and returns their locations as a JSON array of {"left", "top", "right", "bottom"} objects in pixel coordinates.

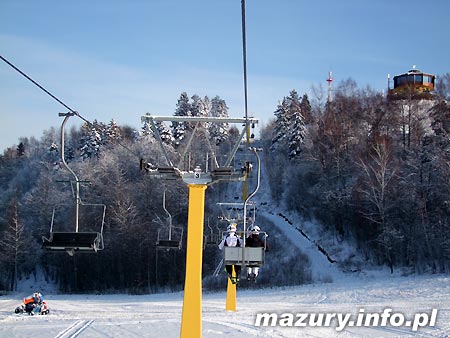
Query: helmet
[
  {"left": 249, "top": 225, "right": 260, "bottom": 234},
  {"left": 227, "top": 223, "right": 237, "bottom": 232}
]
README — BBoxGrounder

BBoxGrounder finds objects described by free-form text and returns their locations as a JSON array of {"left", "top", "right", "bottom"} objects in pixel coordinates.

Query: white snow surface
[
  {"left": 2, "top": 203, "right": 450, "bottom": 337},
  {"left": 1, "top": 274, "right": 450, "bottom": 337}
]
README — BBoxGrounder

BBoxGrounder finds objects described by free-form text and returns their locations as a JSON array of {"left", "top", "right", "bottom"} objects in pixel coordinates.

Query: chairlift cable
[
  {"left": 241, "top": 0, "right": 250, "bottom": 145},
  {"left": 0, "top": 54, "right": 140, "bottom": 158},
  {"left": 1, "top": 55, "right": 78, "bottom": 116}
]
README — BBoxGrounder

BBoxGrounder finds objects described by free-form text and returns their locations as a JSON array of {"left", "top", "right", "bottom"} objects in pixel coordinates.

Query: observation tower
[{"left": 388, "top": 66, "right": 435, "bottom": 99}]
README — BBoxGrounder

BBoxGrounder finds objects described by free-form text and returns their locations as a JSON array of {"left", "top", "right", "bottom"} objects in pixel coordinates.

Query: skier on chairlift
[
  {"left": 218, "top": 222, "right": 243, "bottom": 284},
  {"left": 245, "top": 224, "right": 268, "bottom": 281}
]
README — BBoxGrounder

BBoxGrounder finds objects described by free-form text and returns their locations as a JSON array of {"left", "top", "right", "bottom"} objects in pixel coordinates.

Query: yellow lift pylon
[{"left": 180, "top": 183, "right": 208, "bottom": 338}]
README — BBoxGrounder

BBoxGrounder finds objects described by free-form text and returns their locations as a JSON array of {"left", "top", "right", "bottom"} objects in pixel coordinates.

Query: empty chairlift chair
[
  {"left": 156, "top": 190, "right": 184, "bottom": 250},
  {"left": 42, "top": 202, "right": 106, "bottom": 256},
  {"left": 156, "top": 227, "right": 184, "bottom": 250},
  {"left": 204, "top": 220, "right": 221, "bottom": 248},
  {"left": 42, "top": 112, "right": 107, "bottom": 256}
]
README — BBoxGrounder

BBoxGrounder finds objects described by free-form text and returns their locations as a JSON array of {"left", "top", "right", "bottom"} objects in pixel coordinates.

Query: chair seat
[
  {"left": 43, "top": 232, "right": 101, "bottom": 251},
  {"left": 157, "top": 239, "right": 182, "bottom": 249}
]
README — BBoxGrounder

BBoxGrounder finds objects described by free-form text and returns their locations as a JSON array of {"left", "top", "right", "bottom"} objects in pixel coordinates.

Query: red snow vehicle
[{"left": 14, "top": 293, "right": 50, "bottom": 315}]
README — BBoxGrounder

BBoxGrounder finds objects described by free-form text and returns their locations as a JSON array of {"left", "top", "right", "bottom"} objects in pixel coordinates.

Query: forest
[{"left": 1, "top": 73, "right": 450, "bottom": 293}]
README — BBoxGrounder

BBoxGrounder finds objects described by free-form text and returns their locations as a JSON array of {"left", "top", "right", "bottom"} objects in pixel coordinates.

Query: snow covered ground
[{"left": 1, "top": 274, "right": 450, "bottom": 337}]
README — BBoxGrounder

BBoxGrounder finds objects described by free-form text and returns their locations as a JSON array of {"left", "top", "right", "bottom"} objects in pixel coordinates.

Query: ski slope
[
  {"left": 1, "top": 274, "right": 450, "bottom": 337},
  {"left": 2, "top": 152, "right": 449, "bottom": 337}
]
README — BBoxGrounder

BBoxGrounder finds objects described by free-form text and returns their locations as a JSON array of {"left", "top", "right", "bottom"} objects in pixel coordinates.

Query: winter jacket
[
  {"left": 246, "top": 234, "right": 268, "bottom": 251},
  {"left": 218, "top": 232, "right": 243, "bottom": 250}
]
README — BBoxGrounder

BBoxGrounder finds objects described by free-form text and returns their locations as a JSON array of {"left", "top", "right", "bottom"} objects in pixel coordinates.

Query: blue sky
[{"left": 1, "top": 0, "right": 449, "bottom": 152}]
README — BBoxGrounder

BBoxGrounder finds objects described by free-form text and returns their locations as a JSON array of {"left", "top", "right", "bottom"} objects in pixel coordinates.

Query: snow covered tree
[
  {"left": 140, "top": 121, "right": 155, "bottom": 143},
  {"left": 103, "top": 119, "right": 122, "bottom": 146},
  {"left": 270, "top": 97, "right": 291, "bottom": 153},
  {"left": 190, "top": 94, "right": 203, "bottom": 118},
  {"left": 79, "top": 122, "right": 102, "bottom": 160},
  {"left": 271, "top": 90, "right": 306, "bottom": 158},
  {"left": 288, "top": 108, "right": 306, "bottom": 160},
  {"left": 210, "top": 95, "right": 229, "bottom": 145},
  {"left": 155, "top": 121, "right": 174, "bottom": 146},
  {"left": 172, "top": 92, "right": 191, "bottom": 146},
  {"left": 200, "top": 95, "right": 211, "bottom": 118}
]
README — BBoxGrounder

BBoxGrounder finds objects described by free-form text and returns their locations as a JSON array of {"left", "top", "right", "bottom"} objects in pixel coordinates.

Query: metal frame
[
  {"left": 156, "top": 190, "right": 184, "bottom": 250},
  {"left": 141, "top": 114, "right": 258, "bottom": 182},
  {"left": 42, "top": 113, "right": 106, "bottom": 255}
]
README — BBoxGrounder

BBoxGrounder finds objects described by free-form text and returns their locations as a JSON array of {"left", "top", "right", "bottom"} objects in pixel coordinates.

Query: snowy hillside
[
  {"left": 1, "top": 274, "right": 450, "bottom": 337},
  {"left": 252, "top": 149, "right": 363, "bottom": 283}
]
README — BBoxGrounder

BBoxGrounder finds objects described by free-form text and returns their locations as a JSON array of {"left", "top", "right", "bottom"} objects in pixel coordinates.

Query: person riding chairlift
[
  {"left": 245, "top": 224, "right": 268, "bottom": 280},
  {"left": 218, "top": 222, "right": 243, "bottom": 284}
]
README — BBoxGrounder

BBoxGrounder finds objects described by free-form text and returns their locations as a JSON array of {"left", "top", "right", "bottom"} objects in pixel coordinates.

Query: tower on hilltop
[
  {"left": 326, "top": 71, "right": 333, "bottom": 102},
  {"left": 388, "top": 65, "right": 435, "bottom": 100}
]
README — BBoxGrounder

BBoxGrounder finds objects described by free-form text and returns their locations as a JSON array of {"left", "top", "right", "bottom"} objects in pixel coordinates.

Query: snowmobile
[{"left": 14, "top": 295, "right": 50, "bottom": 315}]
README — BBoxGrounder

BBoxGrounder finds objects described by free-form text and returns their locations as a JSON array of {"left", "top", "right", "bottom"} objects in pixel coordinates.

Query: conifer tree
[
  {"left": 172, "top": 92, "right": 191, "bottom": 146},
  {"left": 210, "top": 95, "right": 229, "bottom": 144},
  {"left": 271, "top": 90, "right": 306, "bottom": 156},
  {"left": 288, "top": 109, "right": 306, "bottom": 159},
  {"left": 104, "top": 119, "right": 122, "bottom": 145},
  {"left": 270, "top": 97, "right": 290, "bottom": 153},
  {"left": 79, "top": 122, "right": 102, "bottom": 159},
  {"left": 155, "top": 121, "right": 174, "bottom": 145},
  {"left": 300, "top": 94, "right": 313, "bottom": 125}
]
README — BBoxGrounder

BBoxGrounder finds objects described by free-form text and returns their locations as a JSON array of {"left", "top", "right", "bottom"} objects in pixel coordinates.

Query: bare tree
[
  {"left": 0, "top": 198, "right": 38, "bottom": 290},
  {"left": 358, "top": 140, "right": 401, "bottom": 273}
]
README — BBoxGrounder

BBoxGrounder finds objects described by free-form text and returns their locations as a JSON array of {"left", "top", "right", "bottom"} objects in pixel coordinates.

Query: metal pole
[
  {"left": 60, "top": 112, "right": 80, "bottom": 232},
  {"left": 243, "top": 148, "right": 261, "bottom": 253},
  {"left": 162, "top": 190, "right": 172, "bottom": 241},
  {"left": 241, "top": 0, "right": 250, "bottom": 145}
]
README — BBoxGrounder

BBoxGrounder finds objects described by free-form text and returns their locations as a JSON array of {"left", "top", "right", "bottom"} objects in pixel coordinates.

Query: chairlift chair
[
  {"left": 156, "top": 190, "right": 184, "bottom": 250},
  {"left": 42, "top": 202, "right": 106, "bottom": 256},
  {"left": 156, "top": 226, "right": 184, "bottom": 250},
  {"left": 221, "top": 230, "right": 267, "bottom": 268},
  {"left": 42, "top": 113, "right": 107, "bottom": 256},
  {"left": 203, "top": 220, "right": 221, "bottom": 247},
  {"left": 221, "top": 147, "right": 265, "bottom": 269}
]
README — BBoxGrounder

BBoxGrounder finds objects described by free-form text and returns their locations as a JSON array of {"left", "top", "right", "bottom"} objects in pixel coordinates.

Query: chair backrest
[{"left": 223, "top": 247, "right": 265, "bottom": 266}]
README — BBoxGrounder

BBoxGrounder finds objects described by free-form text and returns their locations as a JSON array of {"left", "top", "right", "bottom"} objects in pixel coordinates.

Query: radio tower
[{"left": 326, "top": 71, "right": 333, "bottom": 102}]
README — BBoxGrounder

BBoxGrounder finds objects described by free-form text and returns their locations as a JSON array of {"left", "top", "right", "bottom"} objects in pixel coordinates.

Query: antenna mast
[{"left": 326, "top": 70, "right": 333, "bottom": 102}]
